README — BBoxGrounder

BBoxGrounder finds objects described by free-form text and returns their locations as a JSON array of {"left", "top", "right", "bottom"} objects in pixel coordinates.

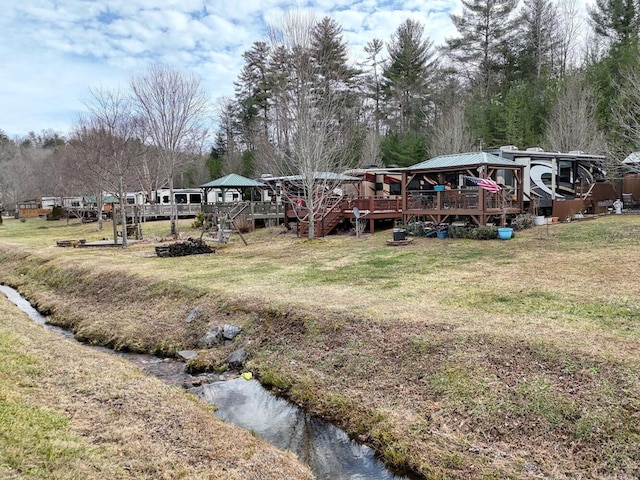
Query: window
[
  {"left": 175, "top": 194, "right": 187, "bottom": 204},
  {"left": 558, "top": 160, "right": 572, "bottom": 184},
  {"left": 189, "top": 193, "right": 202, "bottom": 204}
]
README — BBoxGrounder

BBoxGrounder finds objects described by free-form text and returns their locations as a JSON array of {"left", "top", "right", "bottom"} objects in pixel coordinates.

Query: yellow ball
[{"left": 241, "top": 372, "right": 253, "bottom": 380}]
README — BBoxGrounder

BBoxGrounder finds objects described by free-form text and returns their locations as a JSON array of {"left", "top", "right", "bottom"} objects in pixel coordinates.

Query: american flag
[{"left": 465, "top": 176, "right": 502, "bottom": 193}]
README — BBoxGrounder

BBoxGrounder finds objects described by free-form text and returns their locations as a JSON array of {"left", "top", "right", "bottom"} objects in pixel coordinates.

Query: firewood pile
[{"left": 155, "top": 238, "right": 215, "bottom": 257}]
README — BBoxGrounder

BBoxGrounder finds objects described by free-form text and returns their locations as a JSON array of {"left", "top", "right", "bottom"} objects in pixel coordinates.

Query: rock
[
  {"left": 199, "top": 326, "right": 223, "bottom": 348},
  {"left": 222, "top": 324, "right": 242, "bottom": 340},
  {"left": 198, "top": 324, "right": 242, "bottom": 348},
  {"left": 186, "top": 307, "right": 198, "bottom": 323},
  {"left": 225, "top": 347, "right": 247, "bottom": 369},
  {"left": 177, "top": 350, "right": 198, "bottom": 361}
]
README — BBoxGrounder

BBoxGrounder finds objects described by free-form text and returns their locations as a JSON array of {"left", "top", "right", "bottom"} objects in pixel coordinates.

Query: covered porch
[{"left": 401, "top": 152, "right": 525, "bottom": 226}]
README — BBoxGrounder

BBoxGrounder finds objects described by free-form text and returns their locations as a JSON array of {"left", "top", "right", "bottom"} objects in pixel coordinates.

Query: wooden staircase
[{"left": 299, "top": 198, "right": 347, "bottom": 237}]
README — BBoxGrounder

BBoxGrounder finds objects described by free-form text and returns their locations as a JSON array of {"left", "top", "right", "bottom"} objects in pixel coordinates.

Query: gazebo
[{"left": 200, "top": 173, "right": 266, "bottom": 203}]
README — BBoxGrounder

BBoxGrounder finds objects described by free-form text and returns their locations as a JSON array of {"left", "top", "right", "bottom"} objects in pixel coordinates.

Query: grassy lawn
[{"left": 1, "top": 215, "right": 639, "bottom": 479}]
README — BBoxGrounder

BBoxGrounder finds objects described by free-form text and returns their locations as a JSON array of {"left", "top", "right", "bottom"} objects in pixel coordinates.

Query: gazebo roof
[
  {"left": 408, "top": 152, "right": 520, "bottom": 170},
  {"left": 200, "top": 173, "right": 265, "bottom": 188}
]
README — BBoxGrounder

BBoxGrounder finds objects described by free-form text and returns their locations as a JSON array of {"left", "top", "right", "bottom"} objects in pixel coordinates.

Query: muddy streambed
[{"left": 0, "top": 285, "right": 413, "bottom": 480}]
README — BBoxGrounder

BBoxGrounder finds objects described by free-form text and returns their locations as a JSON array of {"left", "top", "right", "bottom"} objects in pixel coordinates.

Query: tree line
[{"left": 2, "top": 0, "right": 640, "bottom": 224}]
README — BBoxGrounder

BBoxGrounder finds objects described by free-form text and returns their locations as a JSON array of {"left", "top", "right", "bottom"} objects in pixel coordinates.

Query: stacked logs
[{"left": 155, "top": 238, "right": 215, "bottom": 257}]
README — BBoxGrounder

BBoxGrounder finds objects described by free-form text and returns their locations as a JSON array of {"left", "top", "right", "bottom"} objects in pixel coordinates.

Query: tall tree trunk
[
  {"left": 169, "top": 176, "right": 177, "bottom": 237},
  {"left": 119, "top": 178, "right": 128, "bottom": 248}
]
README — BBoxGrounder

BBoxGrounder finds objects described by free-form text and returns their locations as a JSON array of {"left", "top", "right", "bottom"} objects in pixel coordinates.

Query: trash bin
[{"left": 392, "top": 228, "right": 406, "bottom": 241}]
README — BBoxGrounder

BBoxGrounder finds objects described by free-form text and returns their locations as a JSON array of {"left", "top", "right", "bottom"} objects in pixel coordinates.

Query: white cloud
[{"left": 0, "top": 0, "right": 588, "bottom": 139}]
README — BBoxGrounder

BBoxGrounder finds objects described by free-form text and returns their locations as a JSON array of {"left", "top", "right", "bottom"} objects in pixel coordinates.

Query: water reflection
[
  {"left": 0, "top": 284, "right": 73, "bottom": 338},
  {"left": 195, "top": 378, "right": 409, "bottom": 480}
]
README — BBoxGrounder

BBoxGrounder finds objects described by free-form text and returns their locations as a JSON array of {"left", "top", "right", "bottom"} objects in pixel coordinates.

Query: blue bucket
[
  {"left": 497, "top": 227, "right": 513, "bottom": 240},
  {"left": 437, "top": 230, "right": 448, "bottom": 239}
]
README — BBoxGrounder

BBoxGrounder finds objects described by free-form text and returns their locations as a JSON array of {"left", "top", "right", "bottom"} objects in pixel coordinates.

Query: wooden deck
[
  {"left": 123, "top": 203, "right": 202, "bottom": 219},
  {"left": 202, "top": 202, "right": 285, "bottom": 222},
  {"left": 404, "top": 189, "right": 522, "bottom": 226},
  {"left": 286, "top": 197, "right": 403, "bottom": 236},
  {"left": 286, "top": 192, "right": 526, "bottom": 237},
  {"left": 122, "top": 192, "right": 524, "bottom": 237}
]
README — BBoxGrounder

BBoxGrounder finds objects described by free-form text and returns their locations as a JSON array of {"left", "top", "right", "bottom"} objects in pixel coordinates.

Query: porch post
[{"left": 401, "top": 171, "right": 408, "bottom": 225}]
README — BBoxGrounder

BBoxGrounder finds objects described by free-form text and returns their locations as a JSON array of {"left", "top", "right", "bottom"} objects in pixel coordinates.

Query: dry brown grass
[
  {"left": 1, "top": 215, "right": 640, "bottom": 479},
  {"left": 0, "top": 294, "right": 313, "bottom": 479}
]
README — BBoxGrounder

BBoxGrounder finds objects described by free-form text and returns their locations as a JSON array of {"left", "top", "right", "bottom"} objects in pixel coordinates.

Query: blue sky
[{"left": 0, "top": 0, "right": 462, "bottom": 139}]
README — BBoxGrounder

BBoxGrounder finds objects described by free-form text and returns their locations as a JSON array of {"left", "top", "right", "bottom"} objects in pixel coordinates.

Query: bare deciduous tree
[
  {"left": 0, "top": 139, "right": 55, "bottom": 215},
  {"left": 608, "top": 65, "right": 640, "bottom": 178},
  {"left": 543, "top": 75, "right": 606, "bottom": 153},
  {"left": 361, "top": 128, "right": 383, "bottom": 167},
  {"left": 69, "top": 87, "right": 141, "bottom": 246},
  {"left": 612, "top": 67, "right": 640, "bottom": 148},
  {"left": 266, "top": 11, "right": 356, "bottom": 238},
  {"left": 556, "top": 0, "right": 585, "bottom": 76},
  {"left": 130, "top": 64, "right": 210, "bottom": 236},
  {"left": 0, "top": 139, "right": 23, "bottom": 214},
  {"left": 428, "top": 104, "right": 477, "bottom": 157},
  {"left": 134, "top": 149, "right": 163, "bottom": 204}
]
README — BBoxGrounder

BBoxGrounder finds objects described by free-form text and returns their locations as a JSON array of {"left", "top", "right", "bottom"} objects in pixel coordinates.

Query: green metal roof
[
  {"left": 200, "top": 173, "right": 265, "bottom": 188},
  {"left": 408, "top": 152, "right": 520, "bottom": 170}
]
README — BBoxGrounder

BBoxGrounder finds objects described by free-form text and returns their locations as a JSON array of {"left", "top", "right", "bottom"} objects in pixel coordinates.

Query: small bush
[
  {"left": 448, "top": 226, "right": 471, "bottom": 239},
  {"left": 192, "top": 211, "right": 214, "bottom": 230},
  {"left": 449, "top": 225, "right": 498, "bottom": 240},
  {"left": 472, "top": 225, "right": 499, "bottom": 239},
  {"left": 511, "top": 213, "right": 535, "bottom": 230},
  {"left": 402, "top": 222, "right": 424, "bottom": 236},
  {"left": 234, "top": 217, "right": 252, "bottom": 233}
]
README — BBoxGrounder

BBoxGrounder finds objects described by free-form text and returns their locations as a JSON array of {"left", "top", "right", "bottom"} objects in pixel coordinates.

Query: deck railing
[
  {"left": 409, "top": 189, "right": 518, "bottom": 211},
  {"left": 124, "top": 203, "right": 201, "bottom": 217},
  {"left": 347, "top": 196, "right": 402, "bottom": 212},
  {"left": 202, "top": 201, "right": 282, "bottom": 216}
]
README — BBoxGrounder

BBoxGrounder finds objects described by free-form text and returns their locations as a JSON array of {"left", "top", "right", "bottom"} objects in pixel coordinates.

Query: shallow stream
[{"left": 0, "top": 284, "right": 412, "bottom": 480}]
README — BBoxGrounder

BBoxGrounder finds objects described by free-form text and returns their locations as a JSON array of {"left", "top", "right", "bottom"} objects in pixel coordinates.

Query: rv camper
[{"left": 490, "top": 146, "right": 617, "bottom": 216}]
